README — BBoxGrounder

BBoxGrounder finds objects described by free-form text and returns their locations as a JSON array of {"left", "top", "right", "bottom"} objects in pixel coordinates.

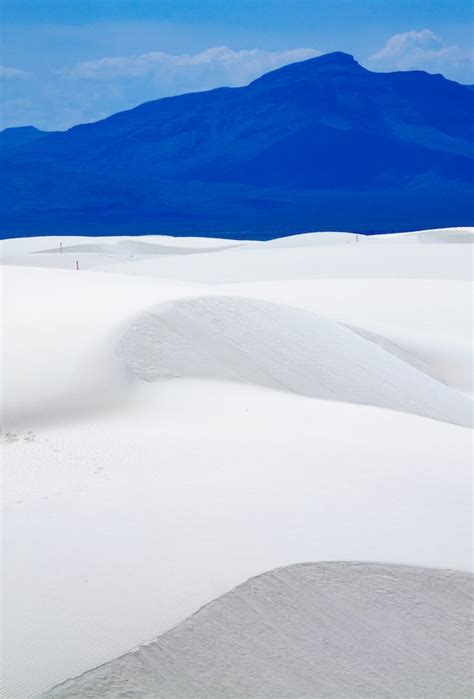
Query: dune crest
[{"left": 117, "top": 295, "right": 472, "bottom": 427}]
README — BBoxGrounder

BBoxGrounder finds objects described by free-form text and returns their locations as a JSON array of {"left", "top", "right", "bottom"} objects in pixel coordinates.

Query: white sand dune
[
  {"left": 37, "top": 239, "right": 243, "bottom": 256},
  {"left": 45, "top": 562, "right": 473, "bottom": 698},
  {"left": 96, "top": 241, "right": 473, "bottom": 282},
  {"left": 116, "top": 295, "right": 472, "bottom": 426},
  {"left": 1, "top": 251, "right": 134, "bottom": 271},
  {"left": 414, "top": 227, "right": 474, "bottom": 244},
  {"left": 3, "top": 378, "right": 472, "bottom": 696},
  {"left": 1, "top": 228, "right": 473, "bottom": 697},
  {"left": 0, "top": 266, "right": 198, "bottom": 426},
  {"left": 0, "top": 237, "right": 246, "bottom": 272},
  {"left": 0, "top": 234, "right": 246, "bottom": 257},
  {"left": 250, "top": 231, "right": 361, "bottom": 247},
  {"left": 3, "top": 265, "right": 471, "bottom": 428},
  {"left": 2, "top": 228, "right": 472, "bottom": 282},
  {"left": 230, "top": 279, "right": 474, "bottom": 396},
  {"left": 216, "top": 227, "right": 474, "bottom": 249}
]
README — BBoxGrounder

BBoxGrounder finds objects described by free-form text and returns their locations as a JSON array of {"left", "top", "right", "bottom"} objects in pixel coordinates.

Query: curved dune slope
[
  {"left": 416, "top": 227, "right": 474, "bottom": 244},
  {"left": 37, "top": 241, "right": 241, "bottom": 256},
  {"left": 117, "top": 295, "right": 472, "bottom": 427},
  {"left": 260, "top": 227, "right": 474, "bottom": 247},
  {"left": 45, "top": 562, "right": 473, "bottom": 698},
  {"left": 99, "top": 242, "right": 473, "bottom": 282}
]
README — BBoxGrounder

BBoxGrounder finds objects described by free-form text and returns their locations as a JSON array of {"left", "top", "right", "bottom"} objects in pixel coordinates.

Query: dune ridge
[{"left": 117, "top": 295, "right": 473, "bottom": 427}]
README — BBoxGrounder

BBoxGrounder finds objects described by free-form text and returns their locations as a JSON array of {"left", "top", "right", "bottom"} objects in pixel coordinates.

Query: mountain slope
[
  {"left": 0, "top": 125, "right": 50, "bottom": 151},
  {"left": 1, "top": 52, "right": 473, "bottom": 237}
]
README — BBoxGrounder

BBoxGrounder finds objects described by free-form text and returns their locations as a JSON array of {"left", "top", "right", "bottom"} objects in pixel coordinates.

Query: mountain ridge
[{"left": 1, "top": 51, "right": 473, "bottom": 238}]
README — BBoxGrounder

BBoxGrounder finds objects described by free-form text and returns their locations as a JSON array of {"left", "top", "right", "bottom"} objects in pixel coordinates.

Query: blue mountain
[
  {"left": 0, "top": 125, "right": 51, "bottom": 151},
  {"left": 1, "top": 52, "right": 473, "bottom": 238}
]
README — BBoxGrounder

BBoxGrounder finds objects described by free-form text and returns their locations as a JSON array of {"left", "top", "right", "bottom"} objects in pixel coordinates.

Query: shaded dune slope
[
  {"left": 45, "top": 562, "right": 473, "bottom": 698},
  {"left": 116, "top": 295, "right": 472, "bottom": 427},
  {"left": 37, "top": 240, "right": 241, "bottom": 256}
]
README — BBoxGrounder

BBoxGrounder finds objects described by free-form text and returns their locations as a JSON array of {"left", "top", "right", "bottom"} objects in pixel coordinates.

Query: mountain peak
[
  {"left": 250, "top": 51, "right": 363, "bottom": 88},
  {"left": 0, "top": 124, "right": 49, "bottom": 150},
  {"left": 297, "top": 51, "right": 363, "bottom": 73},
  {"left": 315, "top": 51, "right": 357, "bottom": 65}
]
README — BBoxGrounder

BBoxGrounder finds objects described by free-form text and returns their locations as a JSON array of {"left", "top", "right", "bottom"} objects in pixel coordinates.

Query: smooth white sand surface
[
  {"left": 97, "top": 241, "right": 473, "bottom": 282},
  {"left": 1, "top": 228, "right": 472, "bottom": 697}
]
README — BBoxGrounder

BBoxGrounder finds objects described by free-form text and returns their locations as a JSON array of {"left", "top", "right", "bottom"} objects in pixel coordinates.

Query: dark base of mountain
[{"left": 1, "top": 179, "right": 472, "bottom": 239}]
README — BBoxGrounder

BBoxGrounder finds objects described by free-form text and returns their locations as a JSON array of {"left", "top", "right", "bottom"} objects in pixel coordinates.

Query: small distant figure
[
  {"left": 60, "top": 242, "right": 63, "bottom": 253},
  {"left": 75, "top": 260, "right": 79, "bottom": 271}
]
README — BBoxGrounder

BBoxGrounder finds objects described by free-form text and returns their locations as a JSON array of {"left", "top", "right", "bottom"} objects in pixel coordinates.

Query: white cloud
[
  {"left": 0, "top": 65, "right": 30, "bottom": 80},
  {"left": 57, "top": 46, "right": 321, "bottom": 88},
  {"left": 368, "top": 30, "right": 473, "bottom": 78}
]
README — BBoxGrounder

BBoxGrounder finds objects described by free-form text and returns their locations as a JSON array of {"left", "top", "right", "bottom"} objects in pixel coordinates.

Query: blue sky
[{"left": 1, "top": 0, "right": 473, "bottom": 130}]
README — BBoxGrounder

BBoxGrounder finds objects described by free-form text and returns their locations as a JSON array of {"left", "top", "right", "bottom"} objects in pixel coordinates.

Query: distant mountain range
[{"left": 1, "top": 51, "right": 473, "bottom": 238}]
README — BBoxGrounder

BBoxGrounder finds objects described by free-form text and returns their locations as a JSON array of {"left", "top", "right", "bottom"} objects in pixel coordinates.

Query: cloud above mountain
[
  {"left": 57, "top": 46, "right": 321, "bottom": 91},
  {"left": 369, "top": 30, "right": 474, "bottom": 78}
]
